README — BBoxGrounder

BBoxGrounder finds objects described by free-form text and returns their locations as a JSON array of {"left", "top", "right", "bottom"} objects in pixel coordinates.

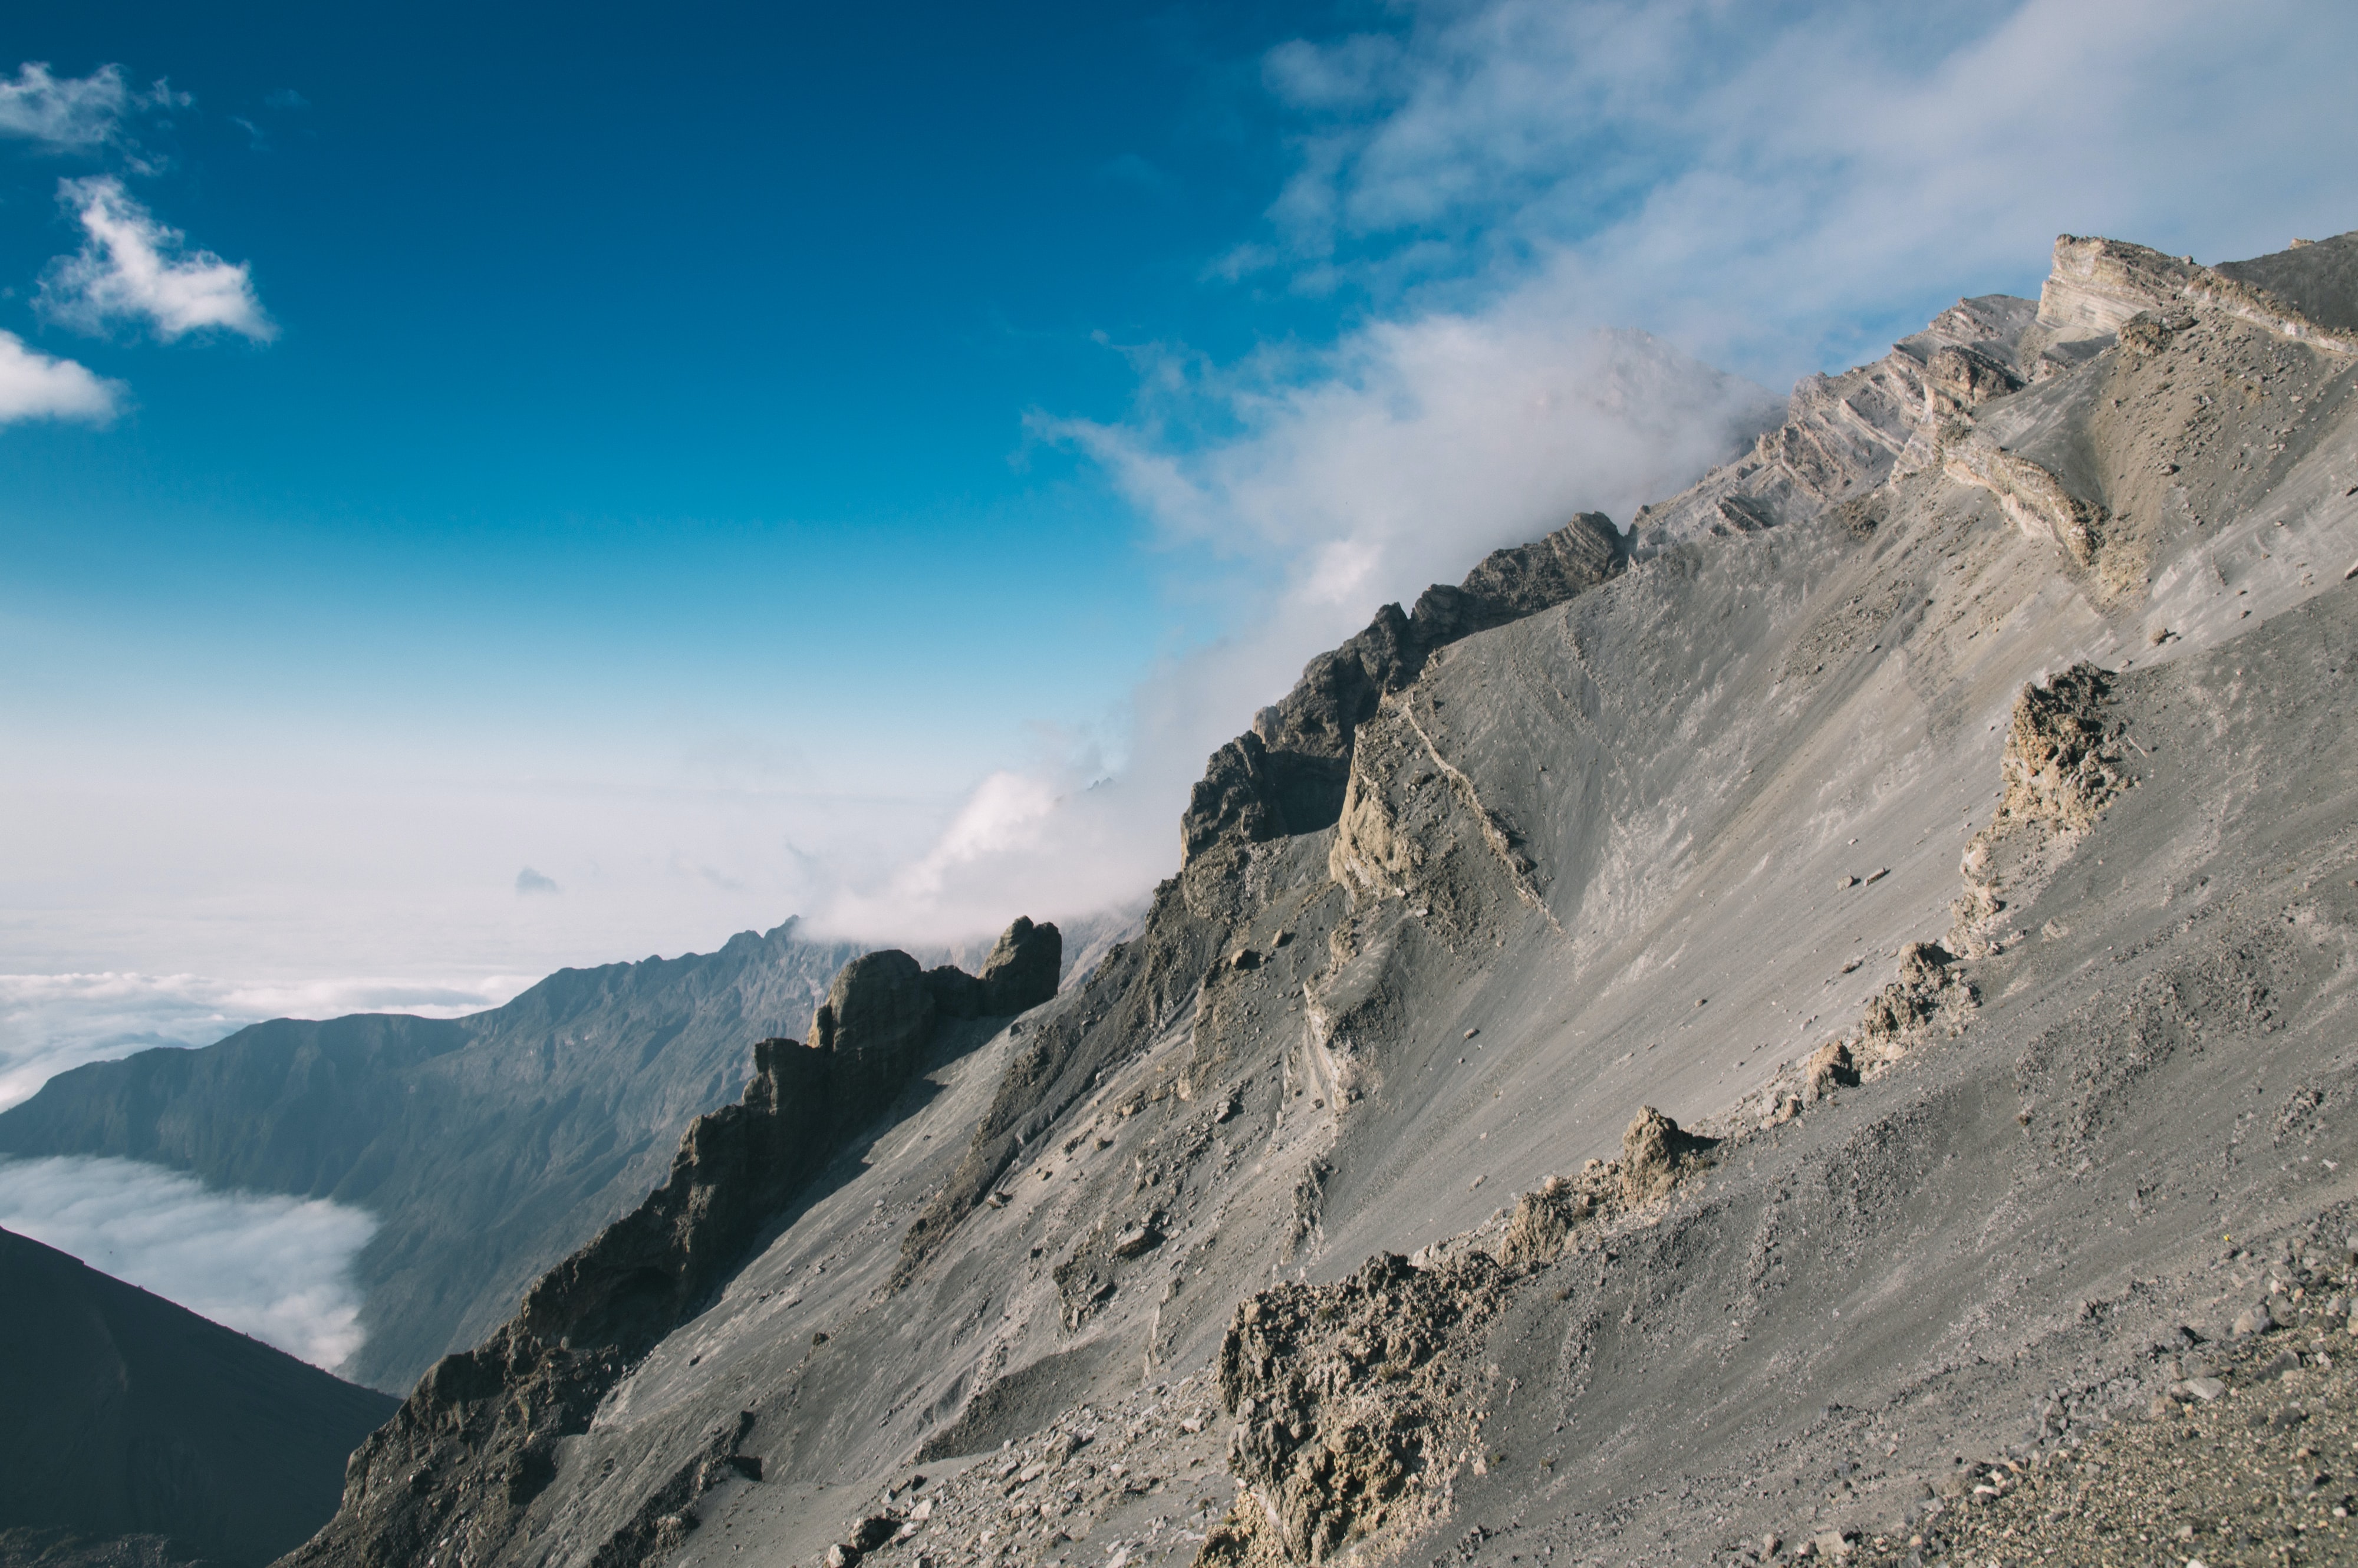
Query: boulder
[
  {"left": 1621, "top": 1106, "right": 1714, "bottom": 1204},
  {"left": 979, "top": 917, "right": 1062, "bottom": 1015},
  {"left": 811, "top": 950, "right": 936, "bottom": 1080},
  {"left": 1804, "top": 1040, "right": 1859, "bottom": 1101}
]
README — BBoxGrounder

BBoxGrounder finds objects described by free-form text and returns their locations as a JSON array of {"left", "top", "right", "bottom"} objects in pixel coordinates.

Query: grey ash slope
[
  {"left": 0, "top": 1226, "right": 397, "bottom": 1568},
  {"left": 292, "top": 228, "right": 2358, "bottom": 1567}
]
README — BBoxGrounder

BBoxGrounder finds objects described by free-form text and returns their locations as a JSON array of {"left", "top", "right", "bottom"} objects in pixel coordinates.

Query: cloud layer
[
  {"left": 40, "top": 176, "right": 275, "bottom": 342},
  {"left": 0, "top": 1154, "right": 377, "bottom": 1369},
  {"left": 1243, "top": 0, "right": 2358, "bottom": 377}
]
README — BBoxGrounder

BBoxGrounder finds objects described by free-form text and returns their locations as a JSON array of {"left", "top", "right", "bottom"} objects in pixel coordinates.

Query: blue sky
[
  {"left": 0, "top": 1, "right": 1316, "bottom": 756},
  {"left": 5, "top": 0, "right": 2357, "bottom": 1038}
]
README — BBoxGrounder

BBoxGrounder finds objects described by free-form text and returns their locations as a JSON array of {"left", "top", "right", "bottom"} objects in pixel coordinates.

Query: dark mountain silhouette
[{"left": 0, "top": 1227, "right": 396, "bottom": 1568}]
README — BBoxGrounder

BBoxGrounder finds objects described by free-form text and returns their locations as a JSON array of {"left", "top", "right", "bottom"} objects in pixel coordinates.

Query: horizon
[{"left": 4, "top": 0, "right": 2357, "bottom": 1371}]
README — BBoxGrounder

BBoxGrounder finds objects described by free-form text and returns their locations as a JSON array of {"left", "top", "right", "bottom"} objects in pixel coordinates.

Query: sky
[{"left": 2, "top": 0, "right": 2356, "bottom": 1366}]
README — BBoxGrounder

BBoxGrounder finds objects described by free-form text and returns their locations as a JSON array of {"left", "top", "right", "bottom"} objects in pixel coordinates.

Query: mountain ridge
[
  {"left": 0, "top": 1225, "right": 397, "bottom": 1568},
  {"left": 257, "top": 224, "right": 2358, "bottom": 1566},
  {"left": 0, "top": 914, "right": 1130, "bottom": 1391}
]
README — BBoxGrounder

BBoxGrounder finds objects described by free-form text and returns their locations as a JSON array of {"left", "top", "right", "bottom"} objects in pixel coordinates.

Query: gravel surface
[{"left": 1866, "top": 1291, "right": 2358, "bottom": 1568}]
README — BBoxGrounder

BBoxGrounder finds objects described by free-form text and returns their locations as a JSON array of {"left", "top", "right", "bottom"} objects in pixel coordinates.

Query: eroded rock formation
[
  {"left": 282, "top": 922, "right": 1058, "bottom": 1568},
  {"left": 1180, "top": 512, "right": 1625, "bottom": 866}
]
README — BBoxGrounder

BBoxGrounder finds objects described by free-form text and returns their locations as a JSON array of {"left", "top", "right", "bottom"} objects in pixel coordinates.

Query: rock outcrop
[
  {"left": 1616, "top": 1105, "right": 1715, "bottom": 1204},
  {"left": 1951, "top": 663, "right": 2133, "bottom": 955},
  {"left": 1180, "top": 512, "right": 1625, "bottom": 866},
  {"left": 1206, "top": 1251, "right": 1507, "bottom": 1565},
  {"left": 977, "top": 916, "right": 1063, "bottom": 1016},
  {"left": 283, "top": 922, "right": 1058, "bottom": 1568},
  {"left": 1628, "top": 292, "right": 2041, "bottom": 556}
]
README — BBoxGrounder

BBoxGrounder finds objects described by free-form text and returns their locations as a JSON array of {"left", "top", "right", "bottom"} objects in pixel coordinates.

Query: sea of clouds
[
  {"left": 0, "top": 1153, "right": 378, "bottom": 1369},
  {"left": 0, "top": 970, "right": 527, "bottom": 1373},
  {"left": 0, "top": 969, "right": 528, "bottom": 1112}
]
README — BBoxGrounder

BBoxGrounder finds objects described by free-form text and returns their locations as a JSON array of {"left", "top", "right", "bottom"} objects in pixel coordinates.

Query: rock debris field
[{"left": 1868, "top": 1228, "right": 2358, "bottom": 1567}]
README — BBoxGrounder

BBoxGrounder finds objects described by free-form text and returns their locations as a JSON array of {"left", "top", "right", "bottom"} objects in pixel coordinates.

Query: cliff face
[
  {"left": 1179, "top": 512, "right": 1626, "bottom": 865},
  {"left": 286, "top": 228, "right": 2358, "bottom": 1568}
]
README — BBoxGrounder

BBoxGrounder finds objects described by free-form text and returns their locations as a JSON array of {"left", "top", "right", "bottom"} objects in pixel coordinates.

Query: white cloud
[
  {"left": 0, "top": 329, "right": 121, "bottom": 423},
  {"left": 39, "top": 176, "right": 275, "bottom": 342},
  {"left": 0, "top": 62, "right": 131, "bottom": 149},
  {"left": 0, "top": 1154, "right": 377, "bottom": 1370},
  {"left": 0, "top": 970, "right": 530, "bottom": 1112},
  {"left": 1244, "top": 0, "right": 2358, "bottom": 378}
]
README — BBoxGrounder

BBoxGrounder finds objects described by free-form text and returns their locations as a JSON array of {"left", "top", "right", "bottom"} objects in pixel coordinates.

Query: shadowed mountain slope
[
  {"left": 0, "top": 1227, "right": 397, "bottom": 1568},
  {"left": 0, "top": 920, "right": 865, "bottom": 1389}
]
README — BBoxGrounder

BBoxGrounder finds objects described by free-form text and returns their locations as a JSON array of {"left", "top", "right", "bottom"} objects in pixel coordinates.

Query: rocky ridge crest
[{"left": 283, "top": 924, "right": 1058, "bottom": 1568}]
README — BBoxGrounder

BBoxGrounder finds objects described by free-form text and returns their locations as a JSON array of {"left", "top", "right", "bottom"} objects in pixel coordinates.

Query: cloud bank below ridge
[{"left": 0, "top": 1154, "right": 378, "bottom": 1371}]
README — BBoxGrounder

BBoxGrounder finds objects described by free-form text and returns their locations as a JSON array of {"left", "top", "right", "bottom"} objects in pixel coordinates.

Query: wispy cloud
[
  {"left": 0, "top": 329, "right": 121, "bottom": 423},
  {"left": 0, "top": 970, "right": 530, "bottom": 1112},
  {"left": 1240, "top": 0, "right": 2358, "bottom": 377},
  {"left": 515, "top": 866, "right": 561, "bottom": 895},
  {"left": 0, "top": 62, "right": 134, "bottom": 150},
  {"left": 39, "top": 176, "right": 275, "bottom": 342},
  {"left": 0, "top": 1154, "right": 377, "bottom": 1369}
]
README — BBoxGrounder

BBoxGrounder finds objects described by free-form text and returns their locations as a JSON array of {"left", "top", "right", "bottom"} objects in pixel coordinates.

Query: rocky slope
[
  {"left": 285, "top": 226, "right": 2358, "bottom": 1567},
  {"left": 280, "top": 923, "right": 1063, "bottom": 1568},
  {"left": 0, "top": 1226, "right": 397, "bottom": 1568}
]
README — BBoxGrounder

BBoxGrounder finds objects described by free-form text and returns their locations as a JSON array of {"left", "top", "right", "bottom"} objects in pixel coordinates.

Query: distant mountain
[
  {"left": 0, "top": 914, "right": 1134, "bottom": 1393},
  {"left": 0, "top": 1226, "right": 396, "bottom": 1568},
  {"left": 0, "top": 921, "right": 870, "bottom": 1391}
]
